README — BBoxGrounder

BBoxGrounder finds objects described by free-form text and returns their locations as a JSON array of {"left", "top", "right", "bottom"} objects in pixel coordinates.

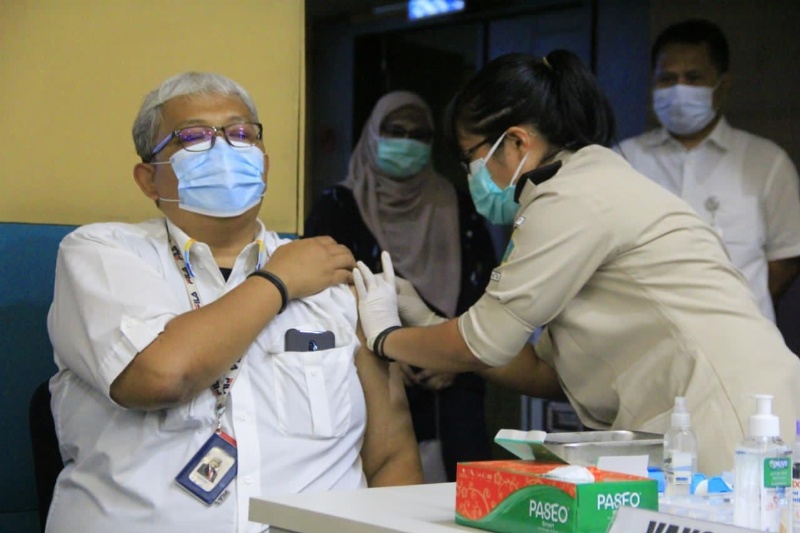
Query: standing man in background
[{"left": 618, "top": 18, "right": 800, "bottom": 322}]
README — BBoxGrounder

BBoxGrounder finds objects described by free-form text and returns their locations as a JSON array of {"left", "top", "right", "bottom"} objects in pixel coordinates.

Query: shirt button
[
  {"left": 310, "top": 369, "right": 319, "bottom": 377},
  {"left": 244, "top": 476, "right": 253, "bottom": 484},
  {"left": 238, "top": 413, "right": 247, "bottom": 421}
]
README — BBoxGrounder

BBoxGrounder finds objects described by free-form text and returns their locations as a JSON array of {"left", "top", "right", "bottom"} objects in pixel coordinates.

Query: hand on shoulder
[{"left": 265, "top": 236, "right": 355, "bottom": 300}]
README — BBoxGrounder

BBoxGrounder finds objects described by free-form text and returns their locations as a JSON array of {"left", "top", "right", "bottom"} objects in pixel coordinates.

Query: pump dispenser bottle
[
  {"left": 733, "top": 394, "right": 792, "bottom": 532},
  {"left": 663, "top": 396, "right": 697, "bottom": 497}
]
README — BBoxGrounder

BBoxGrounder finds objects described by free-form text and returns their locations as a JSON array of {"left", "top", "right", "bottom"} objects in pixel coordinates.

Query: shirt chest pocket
[{"left": 264, "top": 323, "right": 356, "bottom": 439}]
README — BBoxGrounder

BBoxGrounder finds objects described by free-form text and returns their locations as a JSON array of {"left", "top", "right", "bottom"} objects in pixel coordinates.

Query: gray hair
[{"left": 132, "top": 72, "right": 259, "bottom": 161}]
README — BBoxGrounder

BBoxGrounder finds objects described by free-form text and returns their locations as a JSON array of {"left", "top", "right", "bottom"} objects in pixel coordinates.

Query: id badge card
[{"left": 175, "top": 430, "right": 238, "bottom": 506}]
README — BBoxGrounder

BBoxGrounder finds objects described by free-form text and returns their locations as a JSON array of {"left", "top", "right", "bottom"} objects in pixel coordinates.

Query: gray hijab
[{"left": 342, "top": 91, "right": 461, "bottom": 317}]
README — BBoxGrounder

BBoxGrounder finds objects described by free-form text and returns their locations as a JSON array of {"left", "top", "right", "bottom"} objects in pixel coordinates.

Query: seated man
[{"left": 46, "top": 72, "right": 421, "bottom": 532}]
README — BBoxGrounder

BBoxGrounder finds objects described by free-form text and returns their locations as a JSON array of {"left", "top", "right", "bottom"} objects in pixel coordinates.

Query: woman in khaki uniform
[{"left": 352, "top": 50, "right": 800, "bottom": 476}]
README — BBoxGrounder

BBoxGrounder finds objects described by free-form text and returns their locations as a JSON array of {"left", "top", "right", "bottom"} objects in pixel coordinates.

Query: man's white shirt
[
  {"left": 46, "top": 218, "right": 368, "bottom": 533},
  {"left": 618, "top": 118, "right": 800, "bottom": 321}
]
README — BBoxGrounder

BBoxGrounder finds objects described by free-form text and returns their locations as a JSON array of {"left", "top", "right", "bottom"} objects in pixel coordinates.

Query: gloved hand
[
  {"left": 395, "top": 277, "right": 447, "bottom": 327},
  {"left": 353, "top": 251, "right": 401, "bottom": 352}
]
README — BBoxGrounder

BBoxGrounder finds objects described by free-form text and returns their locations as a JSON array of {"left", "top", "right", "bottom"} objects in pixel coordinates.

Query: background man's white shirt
[{"left": 618, "top": 118, "right": 800, "bottom": 321}]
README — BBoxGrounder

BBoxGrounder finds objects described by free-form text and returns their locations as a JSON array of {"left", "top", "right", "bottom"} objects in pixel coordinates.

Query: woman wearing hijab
[{"left": 305, "top": 91, "right": 496, "bottom": 482}]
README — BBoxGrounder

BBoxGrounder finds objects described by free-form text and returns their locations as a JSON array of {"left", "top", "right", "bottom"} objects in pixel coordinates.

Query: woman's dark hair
[
  {"left": 651, "top": 19, "right": 729, "bottom": 75},
  {"left": 444, "top": 50, "right": 616, "bottom": 154}
]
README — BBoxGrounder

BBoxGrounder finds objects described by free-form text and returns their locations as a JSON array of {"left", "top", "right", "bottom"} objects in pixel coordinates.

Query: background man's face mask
[
  {"left": 652, "top": 83, "right": 719, "bottom": 136},
  {"left": 467, "top": 132, "right": 529, "bottom": 225},
  {"left": 376, "top": 137, "right": 432, "bottom": 178},
  {"left": 158, "top": 141, "right": 266, "bottom": 217}
]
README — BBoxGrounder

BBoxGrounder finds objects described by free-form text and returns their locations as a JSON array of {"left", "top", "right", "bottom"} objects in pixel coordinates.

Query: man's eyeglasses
[
  {"left": 148, "top": 122, "right": 263, "bottom": 162},
  {"left": 380, "top": 124, "right": 434, "bottom": 143},
  {"left": 458, "top": 137, "right": 491, "bottom": 171}
]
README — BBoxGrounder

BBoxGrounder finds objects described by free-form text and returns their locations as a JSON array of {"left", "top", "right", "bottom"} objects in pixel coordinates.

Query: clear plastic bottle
[
  {"left": 733, "top": 394, "right": 792, "bottom": 532},
  {"left": 664, "top": 396, "right": 698, "bottom": 498},
  {"left": 792, "top": 420, "right": 800, "bottom": 533}
]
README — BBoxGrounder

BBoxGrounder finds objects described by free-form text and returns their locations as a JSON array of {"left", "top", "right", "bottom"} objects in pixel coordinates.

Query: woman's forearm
[
  {"left": 381, "top": 319, "right": 489, "bottom": 372},
  {"left": 478, "top": 343, "right": 564, "bottom": 399}
]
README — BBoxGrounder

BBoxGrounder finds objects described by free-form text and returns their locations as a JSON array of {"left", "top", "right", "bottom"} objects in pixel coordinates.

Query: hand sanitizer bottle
[
  {"left": 663, "top": 396, "right": 697, "bottom": 498},
  {"left": 792, "top": 420, "right": 800, "bottom": 533},
  {"left": 733, "top": 394, "right": 792, "bottom": 532}
]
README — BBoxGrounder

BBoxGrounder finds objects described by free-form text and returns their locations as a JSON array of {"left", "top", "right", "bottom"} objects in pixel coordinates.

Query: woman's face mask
[
  {"left": 376, "top": 137, "right": 432, "bottom": 178},
  {"left": 467, "top": 132, "right": 529, "bottom": 225},
  {"left": 652, "top": 83, "right": 719, "bottom": 136}
]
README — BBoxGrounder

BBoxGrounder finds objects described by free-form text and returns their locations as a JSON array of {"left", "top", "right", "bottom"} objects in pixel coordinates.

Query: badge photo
[{"left": 175, "top": 431, "right": 238, "bottom": 506}]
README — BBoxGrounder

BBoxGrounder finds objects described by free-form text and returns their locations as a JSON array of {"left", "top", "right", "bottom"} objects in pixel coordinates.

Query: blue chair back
[{"left": 0, "top": 223, "right": 75, "bottom": 533}]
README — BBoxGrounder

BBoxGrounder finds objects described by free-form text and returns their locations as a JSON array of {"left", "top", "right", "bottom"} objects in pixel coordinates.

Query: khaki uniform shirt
[{"left": 459, "top": 145, "right": 800, "bottom": 474}]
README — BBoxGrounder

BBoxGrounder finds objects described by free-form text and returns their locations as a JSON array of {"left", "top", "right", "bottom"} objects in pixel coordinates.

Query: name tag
[{"left": 175, "top": 430, "right": 238, "bottom": 506}]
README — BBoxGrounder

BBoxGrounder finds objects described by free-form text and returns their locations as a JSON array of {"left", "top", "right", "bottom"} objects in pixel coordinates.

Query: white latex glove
[
  {"left": 353, "top": 251, "right": 401, "bottom": 351},
  {"left": 395, "top": 277, "right": 447, "bottom": 327}
]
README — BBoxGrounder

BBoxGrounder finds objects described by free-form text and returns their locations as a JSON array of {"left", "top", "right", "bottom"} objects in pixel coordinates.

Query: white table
[
  {"left": 249, "top": 481, "right": 757, "bottom": 533},
  {"left": 249, "top": 482, "right": 478, "bottom": 533}
]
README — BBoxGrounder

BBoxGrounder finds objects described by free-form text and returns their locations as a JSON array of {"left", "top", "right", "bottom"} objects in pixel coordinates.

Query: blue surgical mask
[
  {"left": 467, "top": 132, "right": 529, "bottom": 225},
  {"left": 157, "top": 141, "right": 265, "bottom": 217},
  {"left": 652, "top": 83, "right": 719, "bottom": 136},
  {"left": 376, "top": 137, "right": 432, "bottom": 178}
]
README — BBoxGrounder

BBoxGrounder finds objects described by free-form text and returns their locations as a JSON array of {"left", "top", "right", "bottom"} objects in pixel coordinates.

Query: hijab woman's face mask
[
  {"left": 376, "top": 106, "right": 434, "bottom": 178},
  {"left": 376, "top": 137, "right": 432, "bottom": 178},
  {"left": 467, "top": 132, "right": 529, "bottom": 225}
]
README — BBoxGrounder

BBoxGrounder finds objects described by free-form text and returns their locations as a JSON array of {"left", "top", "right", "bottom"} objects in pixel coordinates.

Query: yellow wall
[{"left": 0, "top": 0, "right": 305, "bottom": 233}]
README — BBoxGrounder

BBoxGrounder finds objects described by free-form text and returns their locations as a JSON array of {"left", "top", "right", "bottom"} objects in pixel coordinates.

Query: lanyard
[{"left": 168, "top": 232, "right": 241, "bottom": 430}]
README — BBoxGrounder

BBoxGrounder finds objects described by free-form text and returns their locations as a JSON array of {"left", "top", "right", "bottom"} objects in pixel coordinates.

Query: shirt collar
[
  {"left": 646, "top": 127, "right": 673, "bottom": 147},
  {"left": 165, "top": 218, "right": 268, "bottom": 277},
  {"left": 647, "top": 116, "right": 732, "bottom": 152},
  {"left": 705, "top": 116, "right": 733, "bottom": 151},
  {"left": 514, "top": 159, "right": 563, "bottom": 202}
]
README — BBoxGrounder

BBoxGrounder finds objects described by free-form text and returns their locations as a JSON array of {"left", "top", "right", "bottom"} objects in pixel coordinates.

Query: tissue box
[{"left": 455, "top": 460, "right": 658, "bottom": 533}]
